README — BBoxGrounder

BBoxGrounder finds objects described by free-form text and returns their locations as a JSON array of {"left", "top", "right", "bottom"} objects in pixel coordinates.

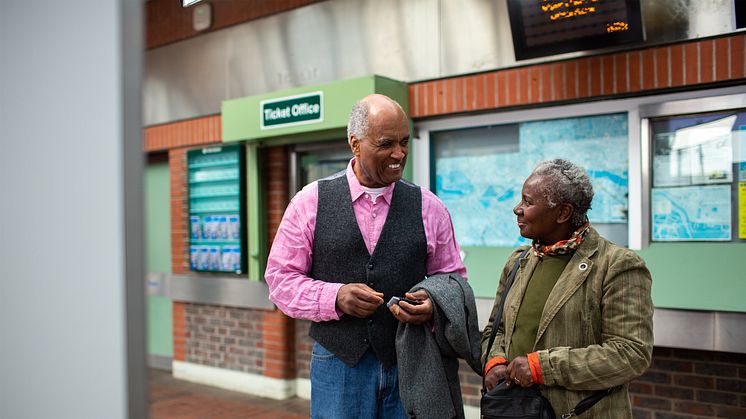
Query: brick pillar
[
  {"left": 261, "top": 145, "right": 295, "bottom": 379},
  {"left": 172, "top": 302, "right": 186, "bottom": 362},
  {"left": 266, "top": 145, "right": 289, "bottom": 248},
  {"left": 295, "top": 320, "right": 313, "bottom": 379},
  {"left": 262, "top": 310, "right": 296, "bottom": 379},
  {"left": 169, "top": 148, "right": 189, "bottom": 274}
]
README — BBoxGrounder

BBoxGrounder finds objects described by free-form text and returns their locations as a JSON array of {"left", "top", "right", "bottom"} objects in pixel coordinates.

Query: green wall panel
[
  {"left": 147, "top": 296, "right": 173, "bottom": 357},
  {"left": 638, "top": 242, "right": 746, "bottom": 312},
  {"left": 145, "top": 162, "right": 171, "bottom": 273},
  {"left": 464, "top": 242, "right": 746, "bottom": 313},
  {"left": 145, "top": 162, "right": 173, "bottom": 357},
  {"left": 463, "top": 246, "right": 516, "bottom": 299}
]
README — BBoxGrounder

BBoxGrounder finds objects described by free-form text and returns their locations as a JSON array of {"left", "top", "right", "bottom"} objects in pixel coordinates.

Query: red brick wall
[
  {"left": 146, "top": 0, "right": 327, "bottom": 50},
  {"left": 409, "top": 34, "right": 746, "bottom": 118},
  {"left": 176, "top": 303, "right": 265, "bottom": 375},
  {"left": 145, "top": 115, "right": 222, "bottom": 152},
  {"left": 173, "top": 302, "right": 303, "bottom": 379},
  {"left": 631, "top": 347, "right": 746, "bottom": 418}
]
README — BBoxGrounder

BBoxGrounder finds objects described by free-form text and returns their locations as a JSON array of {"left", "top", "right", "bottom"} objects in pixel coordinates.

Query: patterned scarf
[{"left": 531, "top": 222, "right": 590, "bottom": 258}]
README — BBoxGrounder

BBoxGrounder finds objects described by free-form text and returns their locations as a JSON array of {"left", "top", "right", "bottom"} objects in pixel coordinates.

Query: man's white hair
[{"left": 346, "top": 95, "right": 406, "bottom": 144}]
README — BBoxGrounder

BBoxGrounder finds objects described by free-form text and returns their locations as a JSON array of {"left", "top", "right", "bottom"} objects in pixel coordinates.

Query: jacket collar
[{"left": 536, "top": 226, "right": 600, "bottom": 343}]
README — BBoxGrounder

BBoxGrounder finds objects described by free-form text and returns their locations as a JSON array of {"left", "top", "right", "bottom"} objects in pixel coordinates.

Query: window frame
[
  {"left": 412, "top": 85, "right": 745, "bottom": 250},
  {"left": 640, "top": 92, "right": 746, "bottom": 245}
]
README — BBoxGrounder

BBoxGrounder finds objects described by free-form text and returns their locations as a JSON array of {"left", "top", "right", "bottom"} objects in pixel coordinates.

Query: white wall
[{"left": 0, "top": 1, "right": 145, "bottom": 418}]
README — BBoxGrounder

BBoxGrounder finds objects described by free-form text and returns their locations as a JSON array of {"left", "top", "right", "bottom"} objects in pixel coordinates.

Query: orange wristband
[
  {"left": 484, "top": 357, "right": 508, "bottom": 376},
  {"left": 527, "top": 352, "right": 544, "bottom": 385}
]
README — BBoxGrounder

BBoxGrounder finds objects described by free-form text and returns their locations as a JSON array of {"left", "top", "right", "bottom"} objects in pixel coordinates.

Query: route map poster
[
  {"left": 435, "top": 113, "right": 628, "bottom": 247},
  {"left": 652, "top": 185, "right": 732, "bottom": 241}
]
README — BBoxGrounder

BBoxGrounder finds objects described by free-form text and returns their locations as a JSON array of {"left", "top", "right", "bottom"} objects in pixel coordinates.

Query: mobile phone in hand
[{"left": 386, "top": 296, "right": 422, "bottom": 308}]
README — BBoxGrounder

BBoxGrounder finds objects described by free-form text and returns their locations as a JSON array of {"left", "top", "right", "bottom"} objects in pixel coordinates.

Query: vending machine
[{"left": 187, "top": 144, "right": 247, "bottom": 274}]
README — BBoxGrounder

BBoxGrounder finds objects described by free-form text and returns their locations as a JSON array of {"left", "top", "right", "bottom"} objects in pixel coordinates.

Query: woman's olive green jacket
[{"left": 481, "top": 227, "right": 654, "bottom": 418}]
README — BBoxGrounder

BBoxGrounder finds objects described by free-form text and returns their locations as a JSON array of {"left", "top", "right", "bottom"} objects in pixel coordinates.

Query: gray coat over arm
[{"left": 396, "top": 273, "right": 483, "bottom": 419}]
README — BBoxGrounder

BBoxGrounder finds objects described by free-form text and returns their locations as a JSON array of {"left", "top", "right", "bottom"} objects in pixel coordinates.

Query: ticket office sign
[{"left": 260, "top": 92, "right": 323, "bottom": 130}]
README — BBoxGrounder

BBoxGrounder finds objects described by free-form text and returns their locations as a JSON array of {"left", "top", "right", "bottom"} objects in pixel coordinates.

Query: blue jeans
[{"left": 310, "top": 342, "right": 407, "bottom": 419}]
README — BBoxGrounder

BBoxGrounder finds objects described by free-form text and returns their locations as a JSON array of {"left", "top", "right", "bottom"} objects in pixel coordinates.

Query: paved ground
[{"left": 149, "top": 369, "right": 311, "bottom": 419}]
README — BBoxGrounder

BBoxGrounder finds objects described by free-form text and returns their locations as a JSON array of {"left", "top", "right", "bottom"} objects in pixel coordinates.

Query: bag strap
[
  {"left": 482, "top": 248, "right": 529, "bottom": 392},
  {"left": 560, "top": 386, "right": 619, "bottom": 418},
  {"left": 483, "top": 248, "right": 529, "bottom": 366},
  {"left": 481, "top": 248, "right": 618, "bottom": 417}
]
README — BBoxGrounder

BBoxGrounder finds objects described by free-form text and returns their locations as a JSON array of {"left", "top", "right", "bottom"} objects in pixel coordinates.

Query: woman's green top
[{"left": 508, "top": 253, "right": 572, "bottom": 361}]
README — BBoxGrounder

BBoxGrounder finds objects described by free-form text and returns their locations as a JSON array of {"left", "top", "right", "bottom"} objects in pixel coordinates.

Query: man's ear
[
  {"left": 556, "top": 203, "right": 575, "bottom": 224},
  {"left": 349, "top": 136, "right": 361, "bottom": 157}
]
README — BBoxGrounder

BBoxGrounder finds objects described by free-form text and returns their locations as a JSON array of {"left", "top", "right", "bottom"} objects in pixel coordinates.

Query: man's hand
[
  {"left": 336, "top": 283, "right": 384, "bottom": 318},
  {"left": 485, "top": 364, "right": 508, "bottom": 391},
  {"left": 388, "top": 289, "right": 433, "bottom": 325},
  {"left": 506, "top": 356, "right": 533, "bottom": 388}
]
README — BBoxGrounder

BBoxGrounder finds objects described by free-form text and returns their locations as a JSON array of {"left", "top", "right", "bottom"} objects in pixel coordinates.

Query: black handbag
[
  {"left": 480, "top": 249, "right": 615, "bottom": 419},
  {"left": 481, "top": 379, "right": 555, "bottom": 419}
]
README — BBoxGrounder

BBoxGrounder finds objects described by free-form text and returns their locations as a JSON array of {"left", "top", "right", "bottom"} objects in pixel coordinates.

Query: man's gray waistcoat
[{"left": 309, "top": 172, "right": 427, "bottom": 368}]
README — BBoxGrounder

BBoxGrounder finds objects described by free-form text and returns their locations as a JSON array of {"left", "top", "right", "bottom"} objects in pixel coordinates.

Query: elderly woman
[{"left": 481, "top": 159, "right": 653, "bottom": 417}]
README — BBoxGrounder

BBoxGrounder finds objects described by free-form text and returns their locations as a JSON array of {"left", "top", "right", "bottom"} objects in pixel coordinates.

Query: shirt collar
[{"left": 346, "top": 158, "right": 395, "bottom": 204}]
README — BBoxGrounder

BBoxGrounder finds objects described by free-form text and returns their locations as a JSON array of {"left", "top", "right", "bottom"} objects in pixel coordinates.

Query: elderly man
[{"left": 264, "top": 94, "right": 466, "bottom": 418}]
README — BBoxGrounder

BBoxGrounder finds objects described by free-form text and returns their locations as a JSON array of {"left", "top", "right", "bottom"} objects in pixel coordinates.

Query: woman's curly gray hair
[{"left": 530, "top": 159, "right": 594, "bottom": 227}]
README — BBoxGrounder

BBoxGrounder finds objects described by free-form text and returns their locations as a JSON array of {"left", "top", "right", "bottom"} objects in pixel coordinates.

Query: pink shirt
[{"left": 265, "top": 159, "right": 467, "bottom": 322}]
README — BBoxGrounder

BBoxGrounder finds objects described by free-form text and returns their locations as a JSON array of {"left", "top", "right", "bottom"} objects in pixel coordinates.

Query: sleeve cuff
[
  {"left": 484, "top": 357, "right": 508, "bottom": 376},
  {"left": 527, "top": 352, "right": 544, "bottom": 385},
  {"left": 320, "top": 282, "right": 345, "bottom": 321}
]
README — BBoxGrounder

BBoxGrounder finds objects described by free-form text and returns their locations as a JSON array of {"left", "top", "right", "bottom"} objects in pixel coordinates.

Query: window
[
  {"left": 432, "top": 113, "right": 629, "bottom": 247},
  {"left": 650, "top": 110, "right": 746, "bottom": 242},
  {"left": 291, "top": 141, "right": 351, "bottom": 194}
]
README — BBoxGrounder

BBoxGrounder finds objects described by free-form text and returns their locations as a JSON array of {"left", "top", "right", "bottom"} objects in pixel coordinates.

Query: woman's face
[{"left": 513, "top": 175, "right": 564, "bottom": 243}]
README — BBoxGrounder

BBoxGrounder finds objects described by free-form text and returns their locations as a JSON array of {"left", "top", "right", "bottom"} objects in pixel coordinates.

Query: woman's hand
[
  {"left": 485, "top": 364, "right": 508, "bottom": 391},
  {"left": 506, "top": 356, "right": 534, "bottom": 388}
]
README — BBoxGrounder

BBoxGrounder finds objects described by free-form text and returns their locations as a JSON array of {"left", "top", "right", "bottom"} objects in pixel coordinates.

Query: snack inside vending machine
[{"left": 187, "top": 144, "right": 247, "bottom": 274}]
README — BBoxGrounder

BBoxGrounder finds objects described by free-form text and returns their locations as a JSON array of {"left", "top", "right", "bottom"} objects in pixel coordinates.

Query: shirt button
[
  {"left": 363, "top": 338, "right": 369, "bottom": 344},
  {"left": 372, "top": 213, "right": 377, "bottom": 218},
  {"left": 367, "top": 319, "right": 373, "bottom": 325},
  {"left": 368, "top": 282, "right": 374, "bottom": 287},
  {"left": 367, "top": 263, "right": 373, "bottom": 269}
]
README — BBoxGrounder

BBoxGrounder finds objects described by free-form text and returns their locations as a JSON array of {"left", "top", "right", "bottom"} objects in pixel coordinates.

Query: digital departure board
[{"left": 507, "top": 0, "right": 644, "bottom": 60}]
